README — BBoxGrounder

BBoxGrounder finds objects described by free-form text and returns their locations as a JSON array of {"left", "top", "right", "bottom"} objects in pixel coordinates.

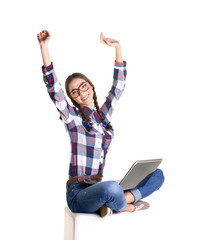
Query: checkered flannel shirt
[{"left": 42, "top": 61, "right": 127, "bottom": 179}]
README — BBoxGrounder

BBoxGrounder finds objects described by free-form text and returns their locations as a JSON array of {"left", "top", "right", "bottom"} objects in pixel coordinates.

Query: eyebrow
[{"left": 70, "top": 81, "right": 87, "bottom": 93}]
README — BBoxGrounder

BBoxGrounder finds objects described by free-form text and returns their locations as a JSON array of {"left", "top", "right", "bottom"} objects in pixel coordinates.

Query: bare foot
[{"left": 123, "top": 204, "right": 135, "bottom": 213}]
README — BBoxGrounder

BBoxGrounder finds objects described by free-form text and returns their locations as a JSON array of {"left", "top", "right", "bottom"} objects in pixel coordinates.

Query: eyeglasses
[{"left": 70, "top": 81, "right": 90, "bottom": 98}]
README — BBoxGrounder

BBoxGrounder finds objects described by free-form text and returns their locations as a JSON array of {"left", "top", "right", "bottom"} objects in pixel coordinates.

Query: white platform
[{"left": 64, "top": 205, "right": 150, "bottom": 240}]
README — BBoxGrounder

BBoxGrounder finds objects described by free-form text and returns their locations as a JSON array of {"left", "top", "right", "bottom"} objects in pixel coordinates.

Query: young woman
[{"left": 37, "top": 30, "right": 164, "bottom": 217}]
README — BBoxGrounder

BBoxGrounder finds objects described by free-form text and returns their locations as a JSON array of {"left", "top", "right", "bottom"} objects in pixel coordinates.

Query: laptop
[{"left": 119, "top": 159, "right": 162, "bottom": 190}]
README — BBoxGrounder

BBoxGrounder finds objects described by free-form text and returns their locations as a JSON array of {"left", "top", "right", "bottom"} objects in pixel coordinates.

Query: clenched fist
[{"left": 37, "top": 30, "right": 51, "bottom": 47}]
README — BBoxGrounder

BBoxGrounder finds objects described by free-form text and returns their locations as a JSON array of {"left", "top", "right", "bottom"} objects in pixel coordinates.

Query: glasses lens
[
  {"left": 71, "top": 90, "right": 79, "bottom": 98},
  {"left": 80, "top": 82, "right": 89, "bottom": 92}
]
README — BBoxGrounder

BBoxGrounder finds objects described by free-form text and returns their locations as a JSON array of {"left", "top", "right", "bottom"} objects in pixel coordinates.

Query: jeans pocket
[
  {"left": 67, "top": 187, "right": 76, "bottom": 207},
  {"left": 66, "top": 182, "right": 85, "bottom": 206}
]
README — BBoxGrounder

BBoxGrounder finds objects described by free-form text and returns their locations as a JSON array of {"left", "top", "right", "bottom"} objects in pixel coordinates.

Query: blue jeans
[{"left": 66, "top": 169, "right": 164, "bottom": 213}]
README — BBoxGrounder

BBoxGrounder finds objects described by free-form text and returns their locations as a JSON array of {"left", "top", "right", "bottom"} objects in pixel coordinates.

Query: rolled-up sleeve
[
  {"left": 42, "top": 63, "right": 76, "bottom": 124},
  {"left": 100, "top": 61, "right": 127, "bottom": 120}
]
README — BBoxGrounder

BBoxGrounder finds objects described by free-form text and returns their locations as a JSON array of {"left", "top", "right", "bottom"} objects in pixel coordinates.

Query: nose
[
  {"left": 79, "top": 91, "right": 87, "bottom": 100},
  {"left": 79, "top": 91, "right": 85, "bottom": 96}
]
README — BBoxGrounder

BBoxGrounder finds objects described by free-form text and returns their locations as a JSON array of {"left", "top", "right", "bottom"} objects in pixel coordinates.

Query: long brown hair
[{"left": 65, "top": 73, "right": 113, "bottom": 132}]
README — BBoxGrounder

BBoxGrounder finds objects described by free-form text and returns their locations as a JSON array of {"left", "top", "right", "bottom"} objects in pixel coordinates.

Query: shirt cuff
[
  {"left": 115, "top": 61, "right": 127, "bottom": 67},
  {"left": 42, "top": 62, "right": 54, "bottom": 74}
]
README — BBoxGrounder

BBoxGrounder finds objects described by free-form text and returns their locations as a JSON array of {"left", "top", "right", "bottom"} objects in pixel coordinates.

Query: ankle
[{"left": 124, "top": 191, "right": 135, "bottom": 204}]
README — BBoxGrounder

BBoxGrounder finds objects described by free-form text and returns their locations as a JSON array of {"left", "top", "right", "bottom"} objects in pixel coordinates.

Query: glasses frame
[{"left": 70, "top": 81, "right": 90, "bottom": 99}]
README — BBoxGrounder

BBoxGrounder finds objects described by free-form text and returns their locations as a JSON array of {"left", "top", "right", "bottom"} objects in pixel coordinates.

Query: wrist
[
  {"left": 115, "top": 44, "right": 121, "bottom": 50},
  {"left": 40, "top": 43, "right": 49, "bottom": 50}
]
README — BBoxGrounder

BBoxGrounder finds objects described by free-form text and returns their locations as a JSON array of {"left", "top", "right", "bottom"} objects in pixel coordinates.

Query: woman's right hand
[
  {"left": 37, "top": 30, "right": 51, "bottom": 47},
  {"left": 37, "top": 30, "right": 51, "bottom": 67}
]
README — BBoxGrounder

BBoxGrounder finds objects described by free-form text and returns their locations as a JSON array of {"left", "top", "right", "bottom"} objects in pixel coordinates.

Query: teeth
[{"left": 82, "top": 95, "right": 88, "bottom": 101}]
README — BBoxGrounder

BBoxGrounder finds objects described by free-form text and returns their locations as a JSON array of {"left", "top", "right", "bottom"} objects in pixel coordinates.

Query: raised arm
[
  {"left": 100, "top": 33, "right": 127, "bottom": 120},
  {"left": 37, "top": 30, "right": 76, "bottom": 124},
  {"left": 100, "top": 32, "right": 123, "bottom": 63},
  {"left": 37, "top": 30, "right": 51, "bottom": 67}
]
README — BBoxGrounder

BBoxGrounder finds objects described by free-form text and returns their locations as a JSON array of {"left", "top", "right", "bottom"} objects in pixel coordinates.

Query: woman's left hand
[{"left": 100, "top": 32, "right": 120, "bottom": 48}]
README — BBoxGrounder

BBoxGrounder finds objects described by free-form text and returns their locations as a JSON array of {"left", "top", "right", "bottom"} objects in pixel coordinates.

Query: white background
[{"left": 0, "top": 0, "right": 199, "bottom": 239}]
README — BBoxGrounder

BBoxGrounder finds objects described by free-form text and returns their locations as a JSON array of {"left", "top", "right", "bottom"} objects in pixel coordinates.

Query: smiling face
[{"left": 68, "top": 78, "right": 95, "bottom": 109}]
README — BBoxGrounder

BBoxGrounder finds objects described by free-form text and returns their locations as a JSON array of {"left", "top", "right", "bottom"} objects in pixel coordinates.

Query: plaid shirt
[{"left": 42, "top": 61, "right": 127, "bottom": 179}]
